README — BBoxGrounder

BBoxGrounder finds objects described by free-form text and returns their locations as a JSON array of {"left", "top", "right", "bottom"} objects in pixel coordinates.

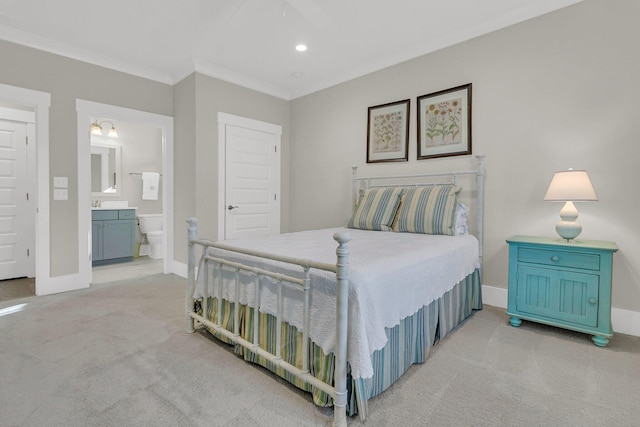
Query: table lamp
[{"left": 544, "top": 169, "right": 598, "bottom": 241}]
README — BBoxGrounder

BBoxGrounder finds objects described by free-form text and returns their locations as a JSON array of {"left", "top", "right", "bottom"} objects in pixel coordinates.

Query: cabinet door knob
[
  {"left": 550, "top": 255, "right": 559, "bottom": 262},
  {"left": 588, "top": 297, "right": 597, "bottom": 305}
]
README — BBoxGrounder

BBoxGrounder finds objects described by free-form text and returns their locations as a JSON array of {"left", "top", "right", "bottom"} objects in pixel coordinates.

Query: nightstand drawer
[{"left": 518, "top": 247, "right": 600, "bottom": 271}]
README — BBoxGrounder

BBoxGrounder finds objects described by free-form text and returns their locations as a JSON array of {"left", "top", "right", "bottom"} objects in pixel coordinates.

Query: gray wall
[
  {"left": 172, "top": 75, "right": 197, "bottom": 265},
  {"left": 0, "top": 39, "right": 172, "bottom": 277},
  {"left": 172, "top": 73, "right": 290, "bottom": 264},
  {"left": 289, "top": 0, "right": 640, "bottom": 311},
  {"left": 118, "top": 122, "right": 164, "bottom": 215}
]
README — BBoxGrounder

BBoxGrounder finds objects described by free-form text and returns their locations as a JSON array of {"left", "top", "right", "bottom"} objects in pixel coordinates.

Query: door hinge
[
  {"left": 274, "top": 193, "right": 277, "bottom": 201},
  {"left": 27, "top": 248, "right": 30, "bottom": 257},
  {"left": 275, "top": 145, "right": 277, "bottom": 153},
  {"left": 26, "top": 136, "right": 28, "bottom": 145},
  {"left": 26, "top": 193, "right": 29, "bottom": 201}
]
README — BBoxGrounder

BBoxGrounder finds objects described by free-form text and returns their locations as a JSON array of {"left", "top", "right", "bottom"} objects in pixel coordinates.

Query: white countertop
[{"left": 91, "top": 207, "right": 138, "bottom": 210}]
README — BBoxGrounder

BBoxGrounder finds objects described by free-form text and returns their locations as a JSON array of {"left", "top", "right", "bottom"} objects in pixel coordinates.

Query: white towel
[{"left": 142, "top": 172, "right": 160, "bottom": 200}]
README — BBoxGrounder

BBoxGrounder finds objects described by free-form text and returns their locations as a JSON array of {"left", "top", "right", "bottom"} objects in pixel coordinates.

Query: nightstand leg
[
  {"left": 592, "top": 335, "right": 609, "bottom": 347},
  {"left": 509, "top": 316, "right": 522, "bottom": 327}
]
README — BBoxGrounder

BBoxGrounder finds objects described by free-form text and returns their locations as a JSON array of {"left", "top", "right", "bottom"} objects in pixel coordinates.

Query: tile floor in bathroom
[{"left": 91, "top": 256, "right": 164, "bottom": 284}]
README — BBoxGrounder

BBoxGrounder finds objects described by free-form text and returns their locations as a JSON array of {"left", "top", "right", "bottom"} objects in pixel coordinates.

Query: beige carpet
[{"left": 1, "top": 273, "right": 639, "bottom": 426}]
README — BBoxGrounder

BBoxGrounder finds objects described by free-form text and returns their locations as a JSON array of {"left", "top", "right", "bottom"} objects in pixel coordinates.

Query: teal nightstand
[{"left": 506, "top": 235, "right": 618, "bottom": 347}]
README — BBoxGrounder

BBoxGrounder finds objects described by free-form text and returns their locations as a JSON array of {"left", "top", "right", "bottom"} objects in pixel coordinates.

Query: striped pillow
[
  {"left": 392, "top": 185, "right": 461, "bottom": 235},
  {"left": 347, "top": 187, "right": 403, "bottom": 231}
]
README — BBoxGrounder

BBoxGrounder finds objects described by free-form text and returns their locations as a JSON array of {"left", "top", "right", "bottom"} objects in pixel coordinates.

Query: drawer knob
[
  {"left": 550, "top": 255, "right": 560, "bottom": 262},
  {"left": 588, "top": 297, "right": 597, "bottom": 305}
]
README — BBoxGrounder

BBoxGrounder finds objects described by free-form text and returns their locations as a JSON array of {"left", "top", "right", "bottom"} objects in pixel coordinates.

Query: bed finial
[
  {"left": 351, "top": 166, "right": 359, "bottom": 212},
  {"left": 187, "top": 217, "right": 199, "bottom": 241},
  {"left": 475, "top": 154, "right": 485, "bottom": 173}
]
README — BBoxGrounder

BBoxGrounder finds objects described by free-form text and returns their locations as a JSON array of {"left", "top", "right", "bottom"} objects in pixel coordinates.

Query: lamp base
[
  {"left": 556, "top": 220, "right": 582, "bottom": 241},
  {"left": 555, "top": 201, "right": 582, "bottom": 241}
]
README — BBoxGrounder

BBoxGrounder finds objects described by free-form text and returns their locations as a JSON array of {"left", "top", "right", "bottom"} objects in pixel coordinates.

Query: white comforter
[{"left": 193, "top": 227, "right": 480, "bottom": 379}]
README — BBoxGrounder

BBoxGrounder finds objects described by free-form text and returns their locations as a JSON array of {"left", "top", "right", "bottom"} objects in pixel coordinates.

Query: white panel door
[
  {"left": 225, "top": 124, "right": 280, "bottom": 240},
  {"left": 0, "top": 120, "right": 29, "bottom": 280}
]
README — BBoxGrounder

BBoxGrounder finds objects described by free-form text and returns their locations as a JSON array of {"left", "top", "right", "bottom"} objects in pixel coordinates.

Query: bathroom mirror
[{"left": 91, "top": 140, "right": 121, "bottom": 197}]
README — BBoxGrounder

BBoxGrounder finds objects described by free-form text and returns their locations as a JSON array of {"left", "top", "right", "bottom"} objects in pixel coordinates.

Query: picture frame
[
  {"left": 417, "top": 83, "right": 472, "bottom": 160},
  {"left": 366, "top": 99, "right": 410, "bottom": 163}
]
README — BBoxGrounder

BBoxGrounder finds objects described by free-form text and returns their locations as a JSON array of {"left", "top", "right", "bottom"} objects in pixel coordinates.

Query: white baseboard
[
  {"left": 482, "top": 284, "right": 640, "bottom": 338},
  {"left": 480, "top": 284, "right": 508, "bottom": 309},
  {"left": 610, "top": 307, "right": 640, "bottom": 338},
  {"left": 173, "top": 260, "right": 188, "bottom": 279}
]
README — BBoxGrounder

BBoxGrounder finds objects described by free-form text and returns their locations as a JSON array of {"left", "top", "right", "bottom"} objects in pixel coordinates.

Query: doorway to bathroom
[
  {"left": 77, "top": 100, "right": 174, "bottom": 287},
  {"left": 90, "top": 120, "right": 165, "bottom": 281}
]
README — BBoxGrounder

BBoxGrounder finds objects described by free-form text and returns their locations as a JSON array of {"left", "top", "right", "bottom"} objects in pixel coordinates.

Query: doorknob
[{"left": 227, "top": 205, "right": 239, "bottom": 210}]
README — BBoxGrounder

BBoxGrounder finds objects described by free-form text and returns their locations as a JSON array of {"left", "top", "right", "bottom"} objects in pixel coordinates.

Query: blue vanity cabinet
[
  {"left": 92, "top": 209, "right": 136, "bottom": 266},
  {"left": 506, "top": 235, "right": 618, "bottom": 347}
]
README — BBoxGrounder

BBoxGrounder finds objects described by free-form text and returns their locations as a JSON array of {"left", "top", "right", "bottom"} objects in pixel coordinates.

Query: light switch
[
  {"left": 53, "top": 176, "right": 68, "bottom": 188},
  {"left": 53, "top": 188, "right": 68, "bottom": 200}
]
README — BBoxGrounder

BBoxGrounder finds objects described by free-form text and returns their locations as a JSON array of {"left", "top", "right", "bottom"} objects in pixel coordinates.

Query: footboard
[{"left": 185, "top": 218, "right": 350, "bottom": 427}]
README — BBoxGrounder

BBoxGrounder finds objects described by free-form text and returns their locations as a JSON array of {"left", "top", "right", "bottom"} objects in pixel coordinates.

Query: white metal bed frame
[{"left": 185, "top": 155, "right": 484, "bottom": 427}]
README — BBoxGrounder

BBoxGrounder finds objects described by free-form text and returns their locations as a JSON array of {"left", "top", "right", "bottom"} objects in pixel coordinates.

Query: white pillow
[{"left": 454, "top": 202, "right": 469, "bottom": 235}]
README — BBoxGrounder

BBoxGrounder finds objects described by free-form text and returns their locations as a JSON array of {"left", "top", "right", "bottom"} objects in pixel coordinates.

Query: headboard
[{"left": 351, "top": 155, "right": 485, "bottom": 271}]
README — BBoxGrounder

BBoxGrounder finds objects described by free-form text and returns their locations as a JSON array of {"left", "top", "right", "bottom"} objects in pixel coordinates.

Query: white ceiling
[{"left": 0, "top": 0, "right": 582, "bottom": 100}]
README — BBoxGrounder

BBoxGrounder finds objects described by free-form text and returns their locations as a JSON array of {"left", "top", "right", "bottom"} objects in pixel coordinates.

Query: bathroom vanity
[{"left": 92, "top": 208, "right": 136, "bottom": 266}]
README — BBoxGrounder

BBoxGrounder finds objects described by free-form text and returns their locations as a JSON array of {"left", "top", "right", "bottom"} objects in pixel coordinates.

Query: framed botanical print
[
  {"left": 417, "top": 84, "right": 472, "bottom": 160},
  {"left": 366, "top": 99, "right": 410, "bottom": 163}
]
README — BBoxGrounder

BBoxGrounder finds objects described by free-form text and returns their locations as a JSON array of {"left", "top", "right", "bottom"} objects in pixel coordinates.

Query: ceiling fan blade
[{"left": 286, "top": 0, "right": 331, "bottom": 29}]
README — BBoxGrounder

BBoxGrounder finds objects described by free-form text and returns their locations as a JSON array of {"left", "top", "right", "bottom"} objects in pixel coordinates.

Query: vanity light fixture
[
  {"left": 295, "top": 44, "right": 308, "bottom": 52},
  {"left": 544, "top": 168, "right": 598, "bottom": 241},
  {"left": 90, "top": 120, "right": 118, "bottom": 138}
]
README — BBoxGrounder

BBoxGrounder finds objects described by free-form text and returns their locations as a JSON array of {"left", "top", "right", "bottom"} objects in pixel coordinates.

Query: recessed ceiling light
[{"left": 295, "top": 44, "right": 308, "bottom": 52}]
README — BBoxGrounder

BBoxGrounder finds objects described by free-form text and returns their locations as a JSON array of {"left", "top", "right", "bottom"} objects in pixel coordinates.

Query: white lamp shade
[
  {"left": 544, "top": 170, "right": 598, "bottom": 201},
  {"left": 90, "top": 122, "right": 102, "bottom": 135},
  {"left": 107, "top": 126, "right": 118, "bottom": 138}
]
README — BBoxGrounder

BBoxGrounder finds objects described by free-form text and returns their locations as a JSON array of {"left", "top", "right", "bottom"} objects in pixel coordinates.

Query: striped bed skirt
[{"left": 198, "top": 268, "right": 482, "bottom": 420}]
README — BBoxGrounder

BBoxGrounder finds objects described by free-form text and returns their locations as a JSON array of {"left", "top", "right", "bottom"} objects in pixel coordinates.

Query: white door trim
[
  {"left": 77, "top": 100, "right": 174, "bottom": 287},
  {"left": 217, "top": 112, "right": 282, "bottom": 241},
  {"left": 0, "top": 107, "right": 35, "bottom": 123},
  {"left": 0, "top": 83, "right": 51, "bottom": 295}
]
